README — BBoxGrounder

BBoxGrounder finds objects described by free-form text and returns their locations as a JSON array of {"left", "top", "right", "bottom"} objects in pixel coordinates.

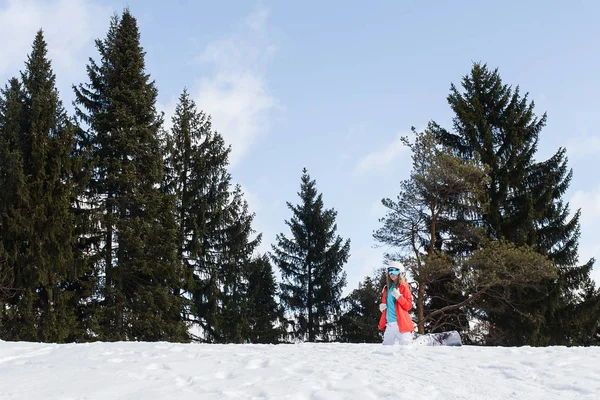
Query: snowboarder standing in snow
[{"left": 378, "top": 262, "right": 414, "bottom": 345}]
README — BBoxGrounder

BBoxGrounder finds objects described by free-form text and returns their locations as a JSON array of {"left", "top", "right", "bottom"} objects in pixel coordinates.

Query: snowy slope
[{"left": 0, "top": 340, "right": 598, "bottom": 399}]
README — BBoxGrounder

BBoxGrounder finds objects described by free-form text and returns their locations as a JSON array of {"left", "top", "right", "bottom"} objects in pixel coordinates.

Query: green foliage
[
  {"left": 339, "top": 274, "right": 382, "bottom": 343},
  {"left": 164, "top": 89, "right": 268, "bottom": 343},
  {"left": 464, "top": 240, "right": 556, "bottom": 288},
  {"left": 432, "top": 62, "right": 599, "bottom": 345},
  {"left": 1, "top": 10, "right": 596, "bottom": 347},
  {"left": 213, "top": 186, "right": 262, "bottom": 343},
  {"left": 0, "top": 243, "right": 12, "bottom": 302},
  {"left": 74, "top": 10, "right": 187, "bottom": 342},
  {"left": 374, "top": 128, "right": 488, "bottom": 334},
  {"left": 243, "top": 255, "right": 286, "bottom": 343},
  {"left": 0, "top": 31, "right": 89, "bottom": 342},
  {"left": 271, "top": 168, "right": 350, "bottom": 342}
]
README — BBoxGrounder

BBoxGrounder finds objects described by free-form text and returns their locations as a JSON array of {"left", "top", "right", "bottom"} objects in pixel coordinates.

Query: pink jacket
[{"left": 378, "top": 281, "right": 414, "bottom": 333}]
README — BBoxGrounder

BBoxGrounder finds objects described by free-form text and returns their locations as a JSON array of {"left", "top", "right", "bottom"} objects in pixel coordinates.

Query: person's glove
[
  {"left": 379, "top": 303, "right": 387, "bottom": 312},
  {"left": 392, "top": 288, "right": 402, "bottom": 299}
]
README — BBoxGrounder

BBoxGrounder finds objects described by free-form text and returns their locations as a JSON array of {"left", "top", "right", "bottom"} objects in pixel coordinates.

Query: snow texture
[{"left": 0, "top": 340, "right": 598, "bottom": 399}]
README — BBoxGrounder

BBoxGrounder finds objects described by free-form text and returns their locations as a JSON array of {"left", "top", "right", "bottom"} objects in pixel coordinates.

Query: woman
[{"left": 378, "top": 262, "right": 414, "bottom": 345}]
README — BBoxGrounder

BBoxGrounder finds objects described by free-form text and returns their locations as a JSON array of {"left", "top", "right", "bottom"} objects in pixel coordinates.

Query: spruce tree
[
  {"left": 216, "top": 185, "right": 262, "bottom": 343},
  {"left": 244, "top": 254, "right": 285, "bottom": 343},
  {"left": 74, "top": 10, "right": 187, "bottom": 341},
  {"left": 0, "top": 79, "right": 27, "bottom": 336},
  {"left": 339, "top": 273, "right": 383, "bottom": 343},
  {"left": 271, "top": 168, "right": 350, "bottom": 342},
  {"left": 0, "top": 31, "right": 83, "bottom": 342},
  {"left": 66, "top": 116, "right": 100, "bottom": 342},
  {"left": 164, "top": 89, "right": 264, "bottom": 343},
  {"left": 432, "top": 62, "right": 600, "bottom": 345}
]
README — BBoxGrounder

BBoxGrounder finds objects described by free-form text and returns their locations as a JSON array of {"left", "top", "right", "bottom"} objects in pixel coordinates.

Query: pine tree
[
  {"left": 432, "top": 62, "right": 600, "bottom": 345},
  {"left": 0, "top": 31, "right": 83, "bottom": 342},
  {"left": 244, "top": 254, "right": 285, "bottom": 343},
  {"left": 0, "top": 79, "right": 26, "bottom": 334},
  {"left": 74, "top": 10, "right": 187, "bottom": 342},
  {"left": 164, "top": 89, "right": 263, "bottom": 343},
  {"left": 339, "top": 273, "right": 383, "bottom": 343},
  {"left": 374, "top": 128, "right": 488, "bottom": 335},
  {"left": 162, "top": 88, "right": 204, "bottom": 333},
  {"left": 66, "top": 116, "right": 100, "bottom": 342},
  {"left": 216, "top": 185, "right": 262, "bottom": 343},
  {"left": 271, "top": 168, "right": 350, "bottom": 342}
]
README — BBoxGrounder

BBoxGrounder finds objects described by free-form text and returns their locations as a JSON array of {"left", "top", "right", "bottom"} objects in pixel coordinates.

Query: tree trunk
[
  {"left": 307, "top": 263, "right": 314, "bottom": 342},
  {"left": 417, "top": 279, "right": 425, "bottom": 334}
]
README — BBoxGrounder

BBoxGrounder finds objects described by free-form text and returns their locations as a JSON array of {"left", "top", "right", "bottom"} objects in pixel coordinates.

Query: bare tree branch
[{"left": 418, "top": 285, "right": 489, "bottom": 327}]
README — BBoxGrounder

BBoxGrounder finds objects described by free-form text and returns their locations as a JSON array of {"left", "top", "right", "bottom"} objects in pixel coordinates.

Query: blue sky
[{"left": 1, "top": 0, "right": 599, "bottom": 293}]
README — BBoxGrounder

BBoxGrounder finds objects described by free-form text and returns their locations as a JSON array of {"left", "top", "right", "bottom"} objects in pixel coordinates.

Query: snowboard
[{"left": 411, "top": 330, "right": 462, "bottom": 346}]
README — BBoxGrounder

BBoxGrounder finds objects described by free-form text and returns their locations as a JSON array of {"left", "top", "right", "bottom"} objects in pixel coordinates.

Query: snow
[{"left": 0, "top": 340, "right": 598, "bottom": 399}]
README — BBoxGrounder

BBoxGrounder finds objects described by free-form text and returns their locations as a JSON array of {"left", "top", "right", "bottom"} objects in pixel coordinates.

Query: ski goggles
[{"left": 387, "top": 268, "right": 400, "bottom": 275}]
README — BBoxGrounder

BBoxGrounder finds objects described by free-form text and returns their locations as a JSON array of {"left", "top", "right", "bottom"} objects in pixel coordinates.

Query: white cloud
[
  {"left": 189, "top": 7, "right": 279, "bottom": 168},
  {"left": 353, "top": 131, "right": 412, "bottom": 176},
  {"left": 194, "top": 71, "right": 276, "bottom": 167},
  {"left": 566, "top": 135, "right": 600, "bottom": 160},
  {"left": 0, "top": 0, "right": 111, "bottom": 82}
]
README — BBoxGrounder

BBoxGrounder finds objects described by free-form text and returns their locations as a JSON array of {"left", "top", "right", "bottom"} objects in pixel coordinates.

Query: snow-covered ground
[{"left": 0, "top": 340, "right": 598, "bottom": 399}]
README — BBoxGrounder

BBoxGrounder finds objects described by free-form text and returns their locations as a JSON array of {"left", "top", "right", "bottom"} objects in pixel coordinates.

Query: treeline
[
  {"left": 1, "top": 9, "right": 598, "bottom": 346},
  {"left": 0, "top": 9, "right": 347, "bottom": 344}
]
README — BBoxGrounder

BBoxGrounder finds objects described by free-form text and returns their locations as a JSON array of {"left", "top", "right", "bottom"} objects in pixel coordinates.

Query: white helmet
[{"left": 387, "top": 261, "right": 405, "bottom": 276}]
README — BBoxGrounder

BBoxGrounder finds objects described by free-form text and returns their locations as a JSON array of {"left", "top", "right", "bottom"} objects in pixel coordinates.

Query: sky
[
  {"left": 1, "top": 0, "right": 599, "bottom": 294},
  {"left": 1, "top": 339, "right": 599, "bottom": 399}
]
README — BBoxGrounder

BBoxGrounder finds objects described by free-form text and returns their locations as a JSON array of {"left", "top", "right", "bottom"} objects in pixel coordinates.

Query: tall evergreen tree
[
  {"left": 432, "top": 62, "right": 600, "bottom": 345},
  {"left": 73, "top": 10, "right": 187, "bottom": 341},
  {"left": 271, "top": 168, "right": 350, "bottom": 342},
  {"left": 164, "top": 89, "right": 264, "bottom": 343},
  {"left": 374, "top": 128, "right": 488, "bottom": 335},
  {"left": 66, "top": 114, "right": 100, "bottom": 342},
  {"left": 216, "top": 185, "right": 262, "bottom": 343},
  {"left": 0, "top": 31, "right": 84, "bottom": 342},
  {"left": 244, "top": 254, "right": 285, "bottom": 343},
  {"left": 339, "top": 273, "right": 384, "bottom": 343},
  {"left": 162, "top": 88, "right": 206, "bottom": 333},
  {"left": 0, "top": 79, "right": 26, "bottom": 334}
]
